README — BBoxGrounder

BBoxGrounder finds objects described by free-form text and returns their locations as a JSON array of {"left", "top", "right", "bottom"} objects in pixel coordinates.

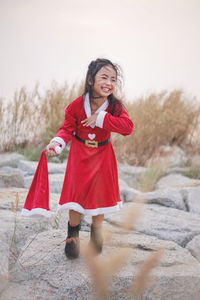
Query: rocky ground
[{"left": 0, "top": 148, "right": 200, "bottom": 300}]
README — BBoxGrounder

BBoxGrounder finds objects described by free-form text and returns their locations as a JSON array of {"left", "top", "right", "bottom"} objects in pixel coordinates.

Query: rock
[
  {"left": 165, "top": 166, "right": 191, "bottom": 176},
  {"left": 144, "top": 188, "right": 186, "bottom": 210},
  {"left": 190, "top": 155, "right": 200, "bottom": 168},
  {"left": 109, "top": 232, "right": 200, "bottom": 300},
  {"left": 0, "top": 152, "right": 24, "bottom": 168},
  {"left": 186, "top": 234, "right": 200, "bottom": 263},
  {"left": 0, "top": 166, "right": 18, "bottom": 173},
  {"left": 24, "top": 173, "right": 65, "bottom": 193},
  {"left": 2, "top": 179, "right": 200, "bottom": 299},
  {"left": 186, "top": 187, "right": 200, "bottom": 214},
  {"left": 2, "top": 230, "right": 92, "bottom": 300},
  {"left": 119, "top": 179, "right": 141, "bottom": 202},
  {"left": 0, "top": 169, "right": 24, "bottom": 188},
  {"left": 156, "top": 174, "right": 200, "bottom": 189},
  {"left": 18, "top": 160, "right": 66, "bottom": 176},
  {"left": 0, "top": 187, "right": 60, "bottom": 214},
  {"left": 105, "top": 203, "right": 200, "bottom": 247},
  {"left": 0, "top": 240, "right": 9, "bottom": 293},
  {"left": 2, "top": 228, "right": 200, "bottom": 300},
  {"left": 118, "top": 163, "right": 146, "bottom": 187},
  {"left": 146, "top": 145, "right": 187, "bottom": 168}
]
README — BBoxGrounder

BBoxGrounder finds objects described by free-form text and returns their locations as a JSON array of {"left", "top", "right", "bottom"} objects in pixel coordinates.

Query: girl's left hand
[{"left": 81, "top": 113, "right": 98, "bottom": 127}]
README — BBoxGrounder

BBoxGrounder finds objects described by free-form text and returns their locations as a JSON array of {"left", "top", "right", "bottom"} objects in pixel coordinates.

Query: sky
[{"left": 0, "top": 0, "right": 200, "bottom": 102}]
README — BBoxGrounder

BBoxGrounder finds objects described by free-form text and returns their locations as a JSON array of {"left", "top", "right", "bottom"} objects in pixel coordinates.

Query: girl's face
[{"left": 91, "top": 65, "right": 117, "bottom": 99}]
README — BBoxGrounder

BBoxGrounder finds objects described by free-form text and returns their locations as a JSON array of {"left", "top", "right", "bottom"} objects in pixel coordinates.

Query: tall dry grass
[
  {"left": 0, "top": 81, "right": 84, "bottom": 152},
  {"left": 1, "top": 85, "right": 200, "bottom": 165},
  {"left": 113, "top": 89, "right": 200, "bottom": 165}
]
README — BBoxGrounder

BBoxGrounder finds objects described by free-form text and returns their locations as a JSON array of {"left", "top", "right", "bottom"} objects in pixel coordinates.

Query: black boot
[
  {"left": 65, "top": 222, "right": 80, "bottom": 259},
  {"left": 90, "top": 224, "right": 103, "bottom": 254}
]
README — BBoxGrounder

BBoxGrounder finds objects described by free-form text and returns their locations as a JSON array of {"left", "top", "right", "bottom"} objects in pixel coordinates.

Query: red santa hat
[{"left": 21, "top": 150, "right": 51, "bottom": 218}]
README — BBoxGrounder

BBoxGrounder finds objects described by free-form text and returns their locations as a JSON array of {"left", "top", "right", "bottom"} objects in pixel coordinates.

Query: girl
[{"left": 46, "top": 58, "right": 134, "bottom": 259}]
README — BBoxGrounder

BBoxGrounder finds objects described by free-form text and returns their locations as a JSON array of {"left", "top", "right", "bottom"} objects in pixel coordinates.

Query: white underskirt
[
  {"left": 21, "top": 202, "right": 123, "bottom": 218},
  {"left": 57, "top": 201, "right": 123, "bottom": 216}
]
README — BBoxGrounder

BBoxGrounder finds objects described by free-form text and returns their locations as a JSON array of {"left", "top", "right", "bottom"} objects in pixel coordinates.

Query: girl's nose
[{"left": 105, "top": 78, "right": 112, "bottom": 86}]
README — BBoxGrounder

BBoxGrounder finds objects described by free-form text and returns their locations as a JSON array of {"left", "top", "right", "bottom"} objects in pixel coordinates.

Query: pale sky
[{"left": 1, "top": 0, "right": 200, "bottom": 102}]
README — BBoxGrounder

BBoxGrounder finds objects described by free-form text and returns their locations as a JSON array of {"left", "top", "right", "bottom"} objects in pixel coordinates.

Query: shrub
[
  {"left": 113, "top": 89, "right": 200, "bottom": 165},
  {"left": 1, "top": 85, "right": 200, "bottom": 166},
  {"left": 0, "top": 81, "right": 84, "bottom": 152}
]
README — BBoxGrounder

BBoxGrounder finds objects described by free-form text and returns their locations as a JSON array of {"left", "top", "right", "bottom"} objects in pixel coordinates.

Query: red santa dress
[{"left": 50, "top": 93, "right": 134, "bottom": 216}]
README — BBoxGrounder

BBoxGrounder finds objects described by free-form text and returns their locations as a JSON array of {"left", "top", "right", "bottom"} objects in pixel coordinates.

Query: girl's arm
[
  {"left": 95, "top": 109, "right": 134, "bottom": 136},
  {"left": 50, "top": 104, "right": 77, "bottom": 151}
]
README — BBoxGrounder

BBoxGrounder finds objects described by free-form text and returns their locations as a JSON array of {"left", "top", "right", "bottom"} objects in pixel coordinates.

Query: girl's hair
[{"left": 84, "top": 58, "right": 124, "bottom": 116}]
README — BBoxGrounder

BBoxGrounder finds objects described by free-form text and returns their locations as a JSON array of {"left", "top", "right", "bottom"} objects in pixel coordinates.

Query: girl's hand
[
  {"left": 46, "top": 141, "right": 60, "bottom": 156},
  {"left": 81, "top": 113, "right": 98, "bottom": 127}
]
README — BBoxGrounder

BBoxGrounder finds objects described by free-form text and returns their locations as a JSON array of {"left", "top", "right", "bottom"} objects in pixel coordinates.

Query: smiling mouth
[{"left": 102, "top": 88, "right": 111, "bottom": 92}]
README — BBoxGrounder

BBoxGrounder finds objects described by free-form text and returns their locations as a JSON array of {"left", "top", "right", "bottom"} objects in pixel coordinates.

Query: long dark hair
[{"left": 84, "top": 58, "right": 124, "bottom": 116}]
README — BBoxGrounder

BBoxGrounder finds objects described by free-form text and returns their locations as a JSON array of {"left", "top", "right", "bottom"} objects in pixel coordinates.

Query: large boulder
[
  {"left": 1, "top": 188, "right": 200, "bottom": 299},
  {"left": 156, "top": 174, "right": 200, "bottom": 189},
  {"left": 0, "top": 169, "right": 24, "bottom": 188},
  {"left": 186, "top": 234, "right": 200, "bottom": 263},
  {"left": 118, "top": 163, "right": 146, "bottom": 187},
  {"left": 105, "top": 203, "right": 200, "bottom": 247},
  {"left": 1, "top": 228, "right": 200, "bottom": 300},
  {"left": 119, "top": 179, "right": 141, "bottom": 202},
  {"left": 109, "top": 232, "right": 200, "bottom": 300},
  {"left": 24, "top": 173, "right": 65, "bottom": 194},
  {"left": 0, "top": 152, "right": 24, "bottom": 168},
  {"left": 190, "top": 155, "right": 200, "bottom": 168},
  {"left": 186, "top": 187, "right": 200, "bottom": 214},
  {"left": 146, "top": 145, "right": 187, "bottom": 168},
  {"left": 143, "top": 188, "right": 186, "bottom": 210},
  {"left": 18, "top": 160, "right": 67, "bottom": 176},
  {"left": 165, "top": 166, "right": 191, "bottom": 176},
  {"left": 0, "top": 240, "right": 9, "bottom": 293}
]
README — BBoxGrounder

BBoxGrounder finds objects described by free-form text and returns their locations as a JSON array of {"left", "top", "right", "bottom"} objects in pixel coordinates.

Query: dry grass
[
  {"left": 83, "top": 244, "right": 131, "bottom": 299},
  {"left": 0, "top": 81, "right": 84, "bottom": 153},
  {"left": 1, "top": 85, "right": 200, "bottom": 165},
  {"left": 11, "top": 193, "right": 20, "bottom": 247},
  {"left": 0, "top": 192, "right": 164, "bottom": 299},
  {"left": 113, "top": 89, "right": 200, "bottom": 165},
  {"left": 137, "top": 162, "right": 169, "bottom": 192},
  {"left": 82, "top": 197, "right": 164, "bottom": 299},
  {"left": 128, "top": 249, "right": 164, "bottom": 297}
]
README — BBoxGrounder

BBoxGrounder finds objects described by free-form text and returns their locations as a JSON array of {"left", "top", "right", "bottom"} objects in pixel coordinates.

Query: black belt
[{"left": 74, "top": 134, "right": 110, "bottom": 148}]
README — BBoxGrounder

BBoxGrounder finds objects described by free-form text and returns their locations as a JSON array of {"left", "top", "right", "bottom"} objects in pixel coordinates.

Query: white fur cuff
[
  {"left": 51, "top": 137, "right": 66, "bottom": 151},
  {"left": 96, "top": 111, "right": 107, "bottom": 128}
]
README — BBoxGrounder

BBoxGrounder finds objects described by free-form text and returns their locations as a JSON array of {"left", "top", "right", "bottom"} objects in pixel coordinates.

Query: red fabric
[
  {"left": 103, "top": 109, "right": 133, "bottom": 135},
  {"left": 57, "top": 96, "right": 134, "bottom": 144},
  {"left": 55, "top": 96, "right": 134, "bottom": 213},
  {"left": 22, "top": 96, "right": 134, "bottom": 216},
  {"left": 23, "top": 151, "right": 50, "bottom": 212}
]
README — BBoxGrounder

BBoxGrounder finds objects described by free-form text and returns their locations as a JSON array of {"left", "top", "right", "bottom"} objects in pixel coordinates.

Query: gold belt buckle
[{"left": 85, "top": 140, "right": 98, "bottom": 148}]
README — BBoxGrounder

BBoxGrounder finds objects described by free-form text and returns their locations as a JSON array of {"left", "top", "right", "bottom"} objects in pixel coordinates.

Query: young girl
[{"left": 46, "top": 58, "right": 134, "bottom": 259}]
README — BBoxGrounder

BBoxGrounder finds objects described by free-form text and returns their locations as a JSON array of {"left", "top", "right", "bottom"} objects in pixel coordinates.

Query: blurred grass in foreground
[{"left": 1, "top": 82, "right": 200, "bottom": 166}]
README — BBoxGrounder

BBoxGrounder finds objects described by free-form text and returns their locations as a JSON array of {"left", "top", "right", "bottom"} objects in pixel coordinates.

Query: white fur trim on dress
[
  {"left": 96, "top": 111, "right": 107, "bottom": 128},
  {"left": 57, "top": 201, "right": 123, "bottom": 216},
  {"left": 84, "top": 93, "right": 108, "bottom": 128},
  {"left": 51, "top": 137, "right": 66, "bottom": 151},
  {"left": 21, "top": 208, "right": 51, "bottom": 218}
]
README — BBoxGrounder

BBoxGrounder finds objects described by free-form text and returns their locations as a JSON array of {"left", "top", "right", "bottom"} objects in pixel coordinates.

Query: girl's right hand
[{"left": 46, "top": 141, "right": 61, "bottom": 156}]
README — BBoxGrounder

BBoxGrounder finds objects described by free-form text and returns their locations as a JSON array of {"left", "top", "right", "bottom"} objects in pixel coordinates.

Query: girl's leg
[
  {"left": 69, "top": 210, "right": 82, "bottom": 226},
  {"left": 92, "top": 214, "right": 104, "bottom": 226},
  {"left": 90, "top": 214, "right": 104, "bottom": 254},
  {"left": 65, "top": 210, "right": 82, "bottom": 259}
]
